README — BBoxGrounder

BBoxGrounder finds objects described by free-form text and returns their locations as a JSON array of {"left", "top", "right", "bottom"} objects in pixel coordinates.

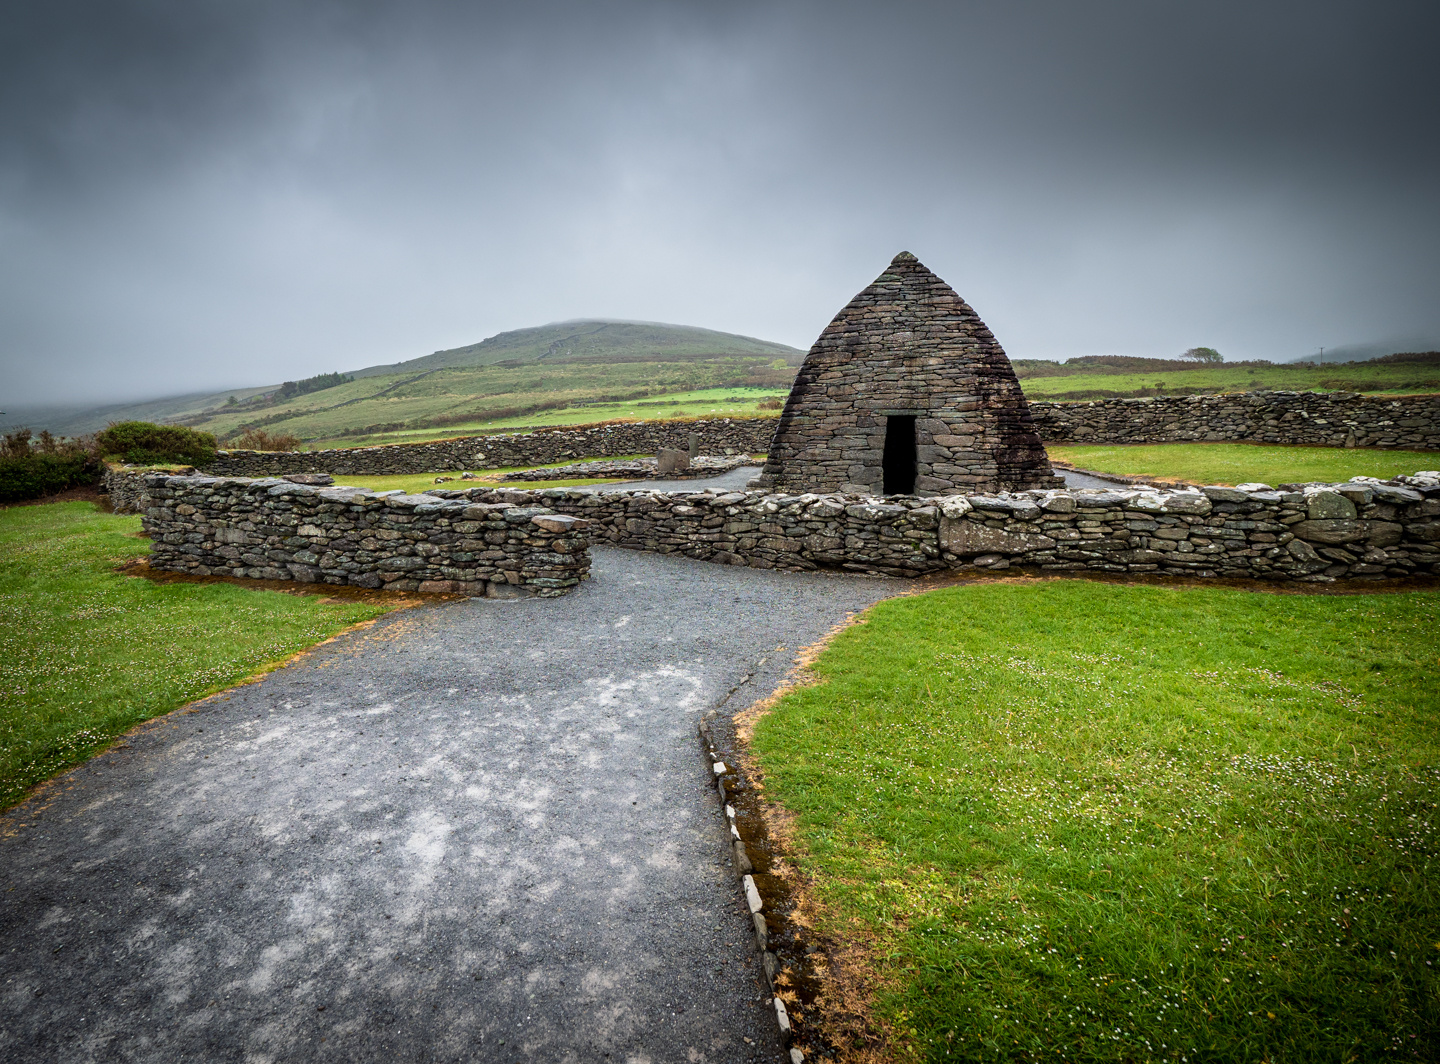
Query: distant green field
[
  {"left": 183, "top": 363, "right": 791, "bottom": 448},
  {"left": 1018, "top": 360, "right": 1439, "bottom": 400},
  {"left": 311, "top": 386, "right": 788, "bottom": 448},
  {"left": 1049, "top": 443, "right": 1435, "bottom": 486}
]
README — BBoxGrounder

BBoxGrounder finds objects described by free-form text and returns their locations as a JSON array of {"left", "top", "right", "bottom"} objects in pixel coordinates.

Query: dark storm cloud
[{"left": 2, "top": 0, "right": 1437, "bottom": 406}]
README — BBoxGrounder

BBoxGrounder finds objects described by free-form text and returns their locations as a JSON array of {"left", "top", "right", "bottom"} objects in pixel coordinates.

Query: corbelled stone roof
[{"left": 757, "top": 252, "right": 1061, "bottom": 495}]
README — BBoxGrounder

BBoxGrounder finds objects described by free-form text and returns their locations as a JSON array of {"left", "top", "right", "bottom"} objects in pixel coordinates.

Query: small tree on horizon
[{"left": 1182, "top": 346, "right": 1223, "bottom": 363}]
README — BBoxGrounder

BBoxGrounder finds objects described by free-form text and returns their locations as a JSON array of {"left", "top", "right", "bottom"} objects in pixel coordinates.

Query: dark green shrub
[
  {"left": 277, "top": 371, "right": 352, "bottom": 399},
  {"left": 96, "top": 421, "right": 217, "bottom": 465},
  {"left": 1182, "top": 346, "right": 1224, "bottom": 363},
  {"left": 0, "top": 429, "right": 101, "bottom": 502},
  {"left": 0, "top": 453, "right": 100, "bottom": 503}
]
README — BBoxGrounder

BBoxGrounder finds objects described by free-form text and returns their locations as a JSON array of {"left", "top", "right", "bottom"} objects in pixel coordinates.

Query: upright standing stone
[
  {"left": 657, "top": 447, "right": 691, "bottom": 474},
  {"left": 756, "top": 252, "right": 1062, "bottom": 495}
]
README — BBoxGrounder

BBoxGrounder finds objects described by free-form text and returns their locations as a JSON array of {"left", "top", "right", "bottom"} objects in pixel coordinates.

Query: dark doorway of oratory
[{"left": 882, "top": 415, "right": 917, "bottom": 494}]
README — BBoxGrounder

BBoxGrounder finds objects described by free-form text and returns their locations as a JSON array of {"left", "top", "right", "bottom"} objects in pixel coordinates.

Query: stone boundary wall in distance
[
  {"left": 196, "top": 393, "right": 1438, "bottom": 483},
  {"left": 202, "top": 418, "right": 779, "bottom": 477},
  {"left": 434, "top": 470, "right": 1440, "bottom": 583},
  {"left": 1028, "top": 391, "right": 1440, "bottom": 450},
  {"left": 138, "top": 474, "right": 591, "bottom": 597}
]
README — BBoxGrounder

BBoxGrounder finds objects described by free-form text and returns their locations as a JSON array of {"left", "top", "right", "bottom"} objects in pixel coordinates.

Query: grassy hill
[
  {"left": 164, "top": 319, "right": 805, "bottom": 446},
  {"left": 351, "top": 319, "right": 803, "bottom": 377},
  {"left": 181, "top": 361, "right": 795, "bottom": 446},
  {"left": 7, "top": 320, "right": 803, "bottom": 439},
  {"left": 13, "top": 324, "right": 1438, "bottom": 448}
]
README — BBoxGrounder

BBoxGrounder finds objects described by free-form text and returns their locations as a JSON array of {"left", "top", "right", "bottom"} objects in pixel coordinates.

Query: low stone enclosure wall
[
  {"left": 194, "top": 392, "right": 1440, "bottom": 483},
  {"left": 117, "top": 468, "right": 1440, "bottom": 587},
  {"left": 1028, "top": 390, "right": 1440, "bottom": 449},
  {"left": 102, "top": 466, "right": 152, "bottom": 514},
  {"left": 204, "top": 418, "right": 777, "bottom": 477},
  {"left": 429, "top": 471, "right": 1440, "bottom": 583},
  {"left": 137, "top": 474, "right": 591, "bottom": 597}
]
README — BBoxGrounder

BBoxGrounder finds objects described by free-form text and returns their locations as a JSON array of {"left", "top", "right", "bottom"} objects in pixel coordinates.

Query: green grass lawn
[
  {"left": 0, "top": 502, "right": 391, "bottom": 810},
  {"left": 1018, "top": 362, "right": 1440, "bottom": 400},
  {"left": 1049, "top": 443, "right": 1437, "bottom": 486},
  {"left": 750, "top": 581, "right": 1439, "bottom": 1062},
  {"left": 313, "top": 386, "right": 788, "bottom": 447},
  {"left": 182, "top": 359, "right": 789, "bottom": 447}
]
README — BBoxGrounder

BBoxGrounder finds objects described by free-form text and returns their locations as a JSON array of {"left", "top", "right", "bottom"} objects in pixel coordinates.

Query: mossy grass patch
[
  {"left": 749, "top": 579, "right": 1439, "bottom": 1061},
  {"left": 1049, "top": 442, "right": 1433, "bottom": 486},
  {"left": 0, "top": 502, "right": 396, "bottom": 810}
]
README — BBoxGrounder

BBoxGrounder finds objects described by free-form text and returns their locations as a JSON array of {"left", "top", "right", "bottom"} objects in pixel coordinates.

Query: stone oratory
[{"left": 756, "top": 252, "right": 1063, "bottom": 496}]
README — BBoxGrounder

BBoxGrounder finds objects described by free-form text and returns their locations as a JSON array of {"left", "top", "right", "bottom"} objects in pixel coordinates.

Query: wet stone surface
[
  {"left": 759, "top": 252, "right": 1062, "bottom": 495},
  {"left": 0, "top": 547, "right": 902, "bottom": 1063}
]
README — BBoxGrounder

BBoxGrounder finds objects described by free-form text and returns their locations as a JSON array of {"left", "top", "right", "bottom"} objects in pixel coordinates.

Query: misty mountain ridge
[
  {"left": 1282, "top": 337, "right": 1440, "bottom": 365},
  {"left": 350, "top": 319, "right": 804, "bottom": 378}
]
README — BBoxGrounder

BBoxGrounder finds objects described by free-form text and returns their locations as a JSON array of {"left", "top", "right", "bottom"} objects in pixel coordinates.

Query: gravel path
[
  {"left": 1059, "top": 468, "right": 1135, "bottom": 489},
  {"left": 599, "top": 466, "right": 762, "bottom": 492},
  {"left": 600, "top": 465, "right": 1125, "bottom": 492},
  {"left": 0, "top": 548, "right": 903, "bottom": 1064}
]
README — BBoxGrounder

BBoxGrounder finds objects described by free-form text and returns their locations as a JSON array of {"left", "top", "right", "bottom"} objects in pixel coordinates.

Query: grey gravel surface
[
  {"left": 598, "top": 466, "right": 763, "bottom": 492},
  {"left": 0, "top": 547, "right": 903, "bottom": 1064},
  {"left": 601, "top": 465, "right": 1121, "bottom": 492},
  {"left": 1060, "top": 468, "right": 1134, "bottom": 489}
]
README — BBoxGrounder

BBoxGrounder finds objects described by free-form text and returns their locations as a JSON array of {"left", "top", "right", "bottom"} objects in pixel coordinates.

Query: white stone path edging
[{"left": 699, "top": 711, "right": 803, "bottom": 1063}]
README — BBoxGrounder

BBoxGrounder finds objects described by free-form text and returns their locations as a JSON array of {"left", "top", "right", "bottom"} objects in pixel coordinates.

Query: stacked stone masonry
[
  {"left": 1028, "top": 391, "right": 1440, "bottom": 450},
  {"left": 138, "top": 474, "right": 591, "bottom": 597},
  {"left": 760, "top": 252, "right": 1062, "bottom": 495},
  {"left": 433, "top": 471, "right": 1440, "bottom": 583},
  {"left": 203, "top": 418, "right": 777, "bottom": 477}
]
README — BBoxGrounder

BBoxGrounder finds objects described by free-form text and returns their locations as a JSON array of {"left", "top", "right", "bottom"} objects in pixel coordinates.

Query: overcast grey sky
[{"left": 2, "top": 0, "right": 1437, "bottom": 406}]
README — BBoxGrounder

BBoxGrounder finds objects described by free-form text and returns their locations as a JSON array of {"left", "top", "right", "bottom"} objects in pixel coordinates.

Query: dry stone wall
[
  {"left": 432, "top": 486, "right": 945, "bottom": 576},
  {"left": 1029, "top": 391, "right": 1440, "bottom": 450},
  {"left": 137, "top": 474, "right": 591, "bottom": 596},
  {"left": 117, "top": 468, "right": 1440, "bottom": 589},
  {"left": 203, "top": 418, "right": 777, "bottom": 477},
  {"left": 102, "top": 466, "right": 154, "bottom": 514},
  {"left": 435, "top": 471, "right": 1440, "bottom": 583},
  {"left": 926, "top": 474, "right": 1440, "bottom": 581}
]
